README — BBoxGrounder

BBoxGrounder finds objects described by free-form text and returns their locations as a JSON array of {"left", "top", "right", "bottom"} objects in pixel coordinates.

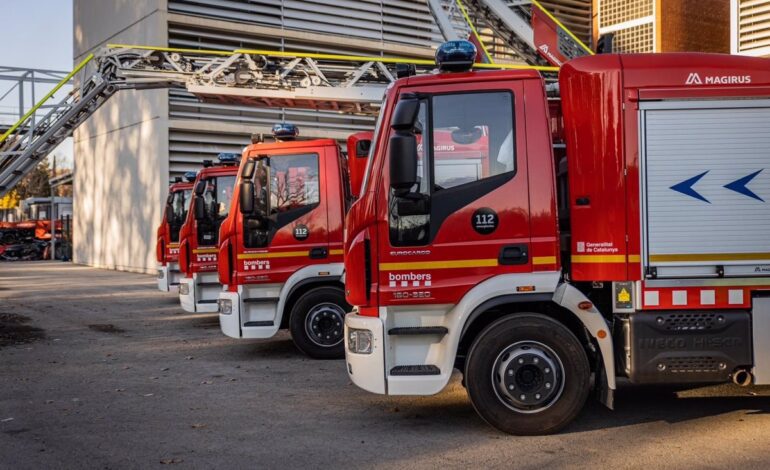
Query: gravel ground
[{"left": 1, "top": 261, "right": 769, "bottom": 469}]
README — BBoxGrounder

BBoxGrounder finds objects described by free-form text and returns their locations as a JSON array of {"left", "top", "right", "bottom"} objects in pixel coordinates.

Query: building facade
[
  {"left": 732, "top": 0, "right": 770, "bottom": 57},
  {"left": 593, "top": 0, "right": 729, "bottom": 53},
  {"left": 72, "top": 0, "right": 437, "bottom": 273}
]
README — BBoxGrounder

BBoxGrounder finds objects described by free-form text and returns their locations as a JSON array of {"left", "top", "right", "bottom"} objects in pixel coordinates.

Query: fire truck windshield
[
  {"left": 169, "top": 189, "right": 191, "bottom": 242},
  {"left": 359, "top": 95, "right": 387, "bottom": 196},
  {"left": 197, "top": 175, "right": 236, "bottom": 246}
]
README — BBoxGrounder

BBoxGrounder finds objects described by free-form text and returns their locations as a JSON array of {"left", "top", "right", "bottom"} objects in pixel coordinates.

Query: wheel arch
[
  {"left": 457, "top": 285, "right": 616, "bottom": 393},
  {"left": 280, "top": 276, "right": 344, "bottom": 329}
]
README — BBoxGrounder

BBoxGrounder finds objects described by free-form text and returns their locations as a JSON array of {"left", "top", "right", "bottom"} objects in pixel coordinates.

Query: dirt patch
[
  {"left": 87, "top": 324, "right": 125, "bottom": 334},
  {"left": 0, "top": 313, "right": 45, "bottom": 348}
]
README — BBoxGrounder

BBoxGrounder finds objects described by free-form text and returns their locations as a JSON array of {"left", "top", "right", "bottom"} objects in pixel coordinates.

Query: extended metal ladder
[{"left": 429, "top": 0, "right": 594, "bottom": 66}]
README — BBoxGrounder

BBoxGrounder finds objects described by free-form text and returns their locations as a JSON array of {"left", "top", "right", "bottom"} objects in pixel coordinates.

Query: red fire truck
[
  {"left": 343, "top": 41, "right": 770, "bottom": 435},
  {"left": 216, "top": 127, "right": 372, "bottom": 358},
  {"left": 178, "top": 155, "right": 239, "bottom": 312},
  {"left": 156, "top": 174, "right": 195, "bottom": 292}
]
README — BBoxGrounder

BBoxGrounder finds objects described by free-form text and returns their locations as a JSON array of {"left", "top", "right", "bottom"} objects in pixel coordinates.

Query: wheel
[
  {"left": 289, "top": 286, "right": 350, "bottom": 359},
  {"left": 464, "top": 313, "right": 590, "bottom": 435}
]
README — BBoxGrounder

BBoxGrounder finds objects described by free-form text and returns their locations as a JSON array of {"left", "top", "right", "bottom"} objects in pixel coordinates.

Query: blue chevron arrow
[
  {"left": 724, "top": 169, "right": 764, "bottom": 202},
  {"left": 670, "top": 171, "right": 710, "bottom": 203}
]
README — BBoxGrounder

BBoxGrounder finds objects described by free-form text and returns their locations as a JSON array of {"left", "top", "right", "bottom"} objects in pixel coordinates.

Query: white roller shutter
[{"left": 641, "top": 99, "right": 770, "bottom": 278}]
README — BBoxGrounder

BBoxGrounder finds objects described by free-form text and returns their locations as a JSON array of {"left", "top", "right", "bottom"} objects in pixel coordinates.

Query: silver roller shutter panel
[{"left": 642, "top": 99, "right": 770, "bottom": 278}]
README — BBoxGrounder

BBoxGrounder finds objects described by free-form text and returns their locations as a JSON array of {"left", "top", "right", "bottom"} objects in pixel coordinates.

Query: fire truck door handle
[
  {"left": 575, "top": 197, "right": 590, "bottom": 206},
  {"left": 499, "top": 244, "right": 529, "bottom": 265},
  {"left": 309, "top": 247, "right": 328, "bottom": 259}
]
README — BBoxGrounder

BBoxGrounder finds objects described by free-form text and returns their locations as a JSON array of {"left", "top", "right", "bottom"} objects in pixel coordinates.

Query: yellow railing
[{"left": 0, "top": 54, "right": 95, "bottom": 145}]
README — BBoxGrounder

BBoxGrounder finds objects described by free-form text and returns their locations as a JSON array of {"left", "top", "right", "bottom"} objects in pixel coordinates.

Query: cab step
[
  {"left": 390, "top": 365, "right": 440, "bottom": 376},
  {"left": 388, "top": 326, "right": 448, "bottom": 336},
  {"left": 243, "top": 320, "right": 274, "bottom": 327},
  {"left": 197, "top": 282, "right": 221, "bottom": 287},
  {"left": 198, "top": 299, "right": 217, "bottom": 304}
]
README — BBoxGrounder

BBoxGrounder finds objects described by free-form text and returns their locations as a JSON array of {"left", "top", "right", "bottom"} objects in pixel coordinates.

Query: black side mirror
[
  {"left": 389, "top": 133, "right": 418, "bottom": 195},
  {"left": 390, "top": 96, "right": 420, "bottom": 130},
  {"left": 355, "top": 140, "right": 371, "bottom": 158},
  {"left": 194, "top": 196, "right": 206, "bottom": 220},
  {"left": 194, "top": 180, "right": 206, "bottom": 196},
  {"left": 239, "top": 180, "right": 255, "bottom": 214}
]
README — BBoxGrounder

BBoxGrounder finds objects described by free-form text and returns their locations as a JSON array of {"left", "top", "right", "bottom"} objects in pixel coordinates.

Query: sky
[{"left": 0, "top": 0, "right": 74, "bottom": 166}]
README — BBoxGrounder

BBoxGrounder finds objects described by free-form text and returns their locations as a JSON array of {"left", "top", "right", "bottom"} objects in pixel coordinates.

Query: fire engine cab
[
  {"left": 178, "top": 154, "right": 239, "bottom": 313},
  {"left": 343, "top": 41, "right": 770, "bottom": 435},
  {"left": 217, "top": 125, "right": 372, "bottom": 358},
  {"left": 156, "top": 173, "right": 195, "bottom": 292}
]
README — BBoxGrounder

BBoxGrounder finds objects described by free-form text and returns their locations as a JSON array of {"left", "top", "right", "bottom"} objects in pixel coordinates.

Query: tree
[{"left": 14, "top": 160, "right": 51, "bottom": 201}]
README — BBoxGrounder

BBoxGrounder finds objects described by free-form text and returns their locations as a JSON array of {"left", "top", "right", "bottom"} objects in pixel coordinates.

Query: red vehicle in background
[
  {"left": 217, "top": 125, "right": 372, "bottom": 358},
  {"left": 178, "top": 155, "right": 239, "bottom": 312},
  {"left": 343, "top": 41, "right": 770, "bottom": 435},
  {"left": 156, "top": 173, "right": 195, "bottom": 292}
]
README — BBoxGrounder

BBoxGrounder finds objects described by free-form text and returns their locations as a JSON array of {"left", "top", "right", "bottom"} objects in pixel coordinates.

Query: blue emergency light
[
  {"left": 435, "top": 40, "right": 476, "bottom": 73},
  {"left": 183, "top": 171, "right": 197, "bottom": 182},
  {"left": 272, "top": 122, "right": 299, "bottom": 139},
  {"left": 217, "top": 152, "right": 241, "bottom": 163}
]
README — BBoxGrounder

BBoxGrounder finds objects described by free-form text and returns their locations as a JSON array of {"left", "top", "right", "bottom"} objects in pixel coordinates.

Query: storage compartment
[
  {"left": 619, "top": 310, "right": 752, "bottom": 384},
  {"left": 640, "top": 99, "right": 770, "bottom": 279}
]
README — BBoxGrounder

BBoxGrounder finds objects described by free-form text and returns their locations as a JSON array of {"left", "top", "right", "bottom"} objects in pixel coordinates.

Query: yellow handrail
[
  {"left": 0, "top": 53, "right": 95, "bottom": 145},
  {"left": 530, "top": 0, "right": 594, "bottom": 55},
  {"left": 455, "top": 0, "right": 495, "bottom": 64}
]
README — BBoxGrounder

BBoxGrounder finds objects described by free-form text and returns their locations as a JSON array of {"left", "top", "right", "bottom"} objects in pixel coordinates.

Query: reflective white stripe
[
  {"left": 644, "top": 290, "right": 660, "bottom": 306},
  {"left": 700, "top": 290, "right": 716, "bottom": 305},
  {"left": 729, "top": 289, "right": 745, "bottom": 305}
]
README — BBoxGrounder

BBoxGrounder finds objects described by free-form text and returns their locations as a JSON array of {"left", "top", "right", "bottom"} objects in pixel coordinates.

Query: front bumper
[
  {"left": 344, "top": 312, "right": 386, "bottom": 394},
  {"left": 157, "top": 262, "right": 182, "bottom": 292},
  {"left": 218, "top": 291, "right": 241, "bottom": 338},
  {"left": 178, "top": 274, "right": 220, "bottom": 313}
]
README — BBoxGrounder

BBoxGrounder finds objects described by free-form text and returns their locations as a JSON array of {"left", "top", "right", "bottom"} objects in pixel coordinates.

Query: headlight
[
  {"left": 347, "top": 328, "right": 373, "bottom": 354},
  {"left": 218, "top": 299, "right": 232, "bottom": 315},
  {"left": 179, "top": 283, "right": 189, "bottom": 295},
  {"left": 157, "top": 269, "right": 164, "bottom": 279}
]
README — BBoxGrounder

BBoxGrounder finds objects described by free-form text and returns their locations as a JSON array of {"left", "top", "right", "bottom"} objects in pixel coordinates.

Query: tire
[
  {"left": 289, "top": 286, "right": 351, "bottom": 359},
  {"left": 464, "top": 313, "right": 590, "bottom": 435}
]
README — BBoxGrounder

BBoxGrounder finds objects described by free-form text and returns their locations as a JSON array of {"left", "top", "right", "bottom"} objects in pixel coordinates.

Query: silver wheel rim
[
  {"left": 490, "top": 340, "right": 566, "bottom": 414},
  {"left": 304, "top": 302, "right": 345, "bottom": 347}
]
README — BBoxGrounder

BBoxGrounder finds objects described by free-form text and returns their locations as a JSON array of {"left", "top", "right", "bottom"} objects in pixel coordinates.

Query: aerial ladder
[{"left": 0, "top": 0, "right": 592, "bottom": 197}]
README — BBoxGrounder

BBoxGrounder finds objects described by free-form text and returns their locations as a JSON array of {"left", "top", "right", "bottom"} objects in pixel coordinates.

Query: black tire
[
  {"left": 464, "top": 313, "right": 590, "bottom": 435},
  {"left": 289, "top": 286, "right": 350, "bottom": 359}
]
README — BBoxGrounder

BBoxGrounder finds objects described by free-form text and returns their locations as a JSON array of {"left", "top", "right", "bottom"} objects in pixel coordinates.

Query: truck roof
[
  {"left": 244, "top": 138, "right": 338, "bottom": 155},
  {"left": 403, "top": 68, "right": 542, "bottom": 87},
  {"left": 562, "top": 52, "right": 770, "bottom": 90}
]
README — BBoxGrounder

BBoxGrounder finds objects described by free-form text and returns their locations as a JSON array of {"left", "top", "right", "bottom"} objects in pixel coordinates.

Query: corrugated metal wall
[
  {"left": 165, "top": 0, "right": 442, "bottom": 175},
  {"left": 735, "top": 0, "right": 770, "bottom": 55}
]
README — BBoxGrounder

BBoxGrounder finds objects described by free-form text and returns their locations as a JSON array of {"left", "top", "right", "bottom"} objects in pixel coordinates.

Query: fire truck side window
[
  {"left": 431, "top": 92, "right": 514, "bottom": 190},
  {"left": 389, "top": 91, "right": 515, "bottom": 246},
  {"left": 243, "top": 153, "right": 320, "bottom": 248},
  {"left": 269, "top": 153, "right": 320, "bottom": 215},
  {"left": 169, "top": 189, "right": 191, "bottom": 243},
  {"left": 197, "top": 175, "right": 235, "bottom": 246}
]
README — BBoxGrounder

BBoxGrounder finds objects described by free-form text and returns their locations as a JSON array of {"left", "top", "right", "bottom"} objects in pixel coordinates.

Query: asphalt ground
[{"left": 1, "top": 261, "right": 769, "bottom": 469}]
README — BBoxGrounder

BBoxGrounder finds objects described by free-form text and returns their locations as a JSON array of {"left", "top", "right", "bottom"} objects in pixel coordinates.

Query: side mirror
[
  {"left": 390, "top": 96, "right": 420, "bottom": 131},
  {"left": 165, "top": 208, "right": 174, "bottom": 224},
  {"left": 239, "top": 180, "right": 255, "bottom": 214},
  {"left": 194, "top": 196, "right": 206, "bottom": 220},
  {"left": 389, "top": 133, "right": 418, "bottom": 195},
  {"left": 194, "top": 180, "right": 206, "bottom": 196},
  {"left": 355, "top": 139, "right": 371, "bottom": 158}
]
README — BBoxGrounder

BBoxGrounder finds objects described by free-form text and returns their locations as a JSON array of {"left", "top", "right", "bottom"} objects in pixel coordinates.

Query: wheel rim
[
  {"left": 304, "top": 302, "right": 345, "bottom": 347},
  {"left": 491, "top": 340, "right": 565, "bottom": 414}
]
